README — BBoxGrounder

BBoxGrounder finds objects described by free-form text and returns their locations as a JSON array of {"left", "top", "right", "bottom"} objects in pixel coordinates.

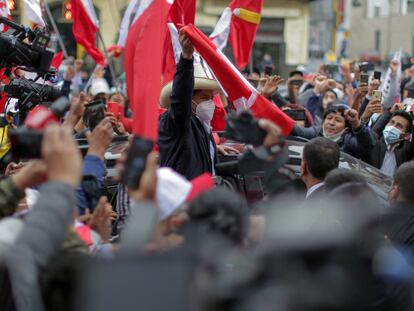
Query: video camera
[
  {"left": 8, "top": 97, "right": 70, "bottom": 159},
  {"left": 0, "top": 17, "right": 54, "bottom": 74},
  {"left": 0, "top": 78, "right": 61, "bottom": 112},
  {"left": 216, "top": 110, "right": 296, "bottom": 197}
]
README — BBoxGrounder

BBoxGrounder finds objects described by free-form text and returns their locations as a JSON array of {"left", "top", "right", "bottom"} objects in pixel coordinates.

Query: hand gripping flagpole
[
  {"left": 97, "top": 30, "right": 119, "bottom": 90},
  {"left": 43, "top": 0, "right": 69, "bottom": 58}
]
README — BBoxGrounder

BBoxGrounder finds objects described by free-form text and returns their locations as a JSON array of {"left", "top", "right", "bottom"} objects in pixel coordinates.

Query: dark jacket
[
  {"left": 379, "top": 202, "right": 414, "bottom": 311},
  {"left": 382, "top": 202, "right": 414, "bottom": 247},
  {"left": 158, "top": 57, "right": 216, "bottom": 180},
  {"left": 362, "top": 111, "right": 414, "bottom": 169},
  {"left": 305, "top": 91, "right": 320, "bottom": 118},
  {"left": 306, "top": 184, "right": 325, "bottom": 202},
  {"left": 292, "top": 124, "right": 377, "bottom": 159}
]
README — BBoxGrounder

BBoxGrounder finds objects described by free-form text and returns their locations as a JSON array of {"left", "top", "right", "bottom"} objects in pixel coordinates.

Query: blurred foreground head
[
  {"left": 389, "top": 160, "right": 414, "bottom": 203},
  {"left": 186, "top": 187, "right": 249, "bottom": 246}
]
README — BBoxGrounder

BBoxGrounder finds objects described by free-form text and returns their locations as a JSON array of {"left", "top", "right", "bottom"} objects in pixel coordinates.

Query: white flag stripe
[
  {"left": 380, "top": 49, "right": 402, "bottom": 108},
  {"left": 24, "top": 0, "right": 45, "bottom": 27},
  {"left": 117, "top": 0, "right": 154, "bottom": 47},
  {"left": 80, "top": 0, "right": 99, "bottom": 27},
  {"left": 167, "top": 23, "right": 182, "bottom": 64},
  {"left": 0, "top": 0, "right": 10, "bottom": 32},
  {"left": 209, "top": 7, "right": 232, "bottom": 50}
]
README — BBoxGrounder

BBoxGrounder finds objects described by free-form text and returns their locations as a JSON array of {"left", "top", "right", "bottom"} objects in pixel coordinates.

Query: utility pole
[{"left": 386, "top": 0, "right": 393, "bottom": 56}]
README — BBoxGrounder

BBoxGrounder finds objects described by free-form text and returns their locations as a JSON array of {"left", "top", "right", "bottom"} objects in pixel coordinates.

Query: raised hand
[
  {"left": 179, "top": 29, "right": 194, "bottom": 60},
  {"left": 345, "top": 109, "right": 361, "bottom": 130}
]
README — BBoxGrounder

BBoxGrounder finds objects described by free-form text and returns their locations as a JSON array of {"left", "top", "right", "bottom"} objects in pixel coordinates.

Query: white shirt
[
  {"left": 306, "top": 182, "right": 325, "bottom": 199},
  {"left": 380, "top": 148, "right": 397, "bottom": 177}
]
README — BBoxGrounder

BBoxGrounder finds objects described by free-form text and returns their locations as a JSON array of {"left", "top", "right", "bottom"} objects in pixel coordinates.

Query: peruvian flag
[
  {"left": 0, "top": 0, "right": 10, "bottom": 32},
  {"left": 162, "top": 0, "right": 196, "bottom": 84},
  {"left": 0, "top": 0, "right": 10, "bottom": 112},
  {"left": 210, "top": 0, "right": 263, "bottom": 69},
  {"left": 183, "top": 24, "right": 294, "bottom": 136},
  {"left": 71, "top": 0, "right": 105, "bottom": 66},
  {"left": 50, "top": 51, "right": 64, "bottom": 70},
  {"left": 124, "top": 0, "right": 169, "bottom": 140}
]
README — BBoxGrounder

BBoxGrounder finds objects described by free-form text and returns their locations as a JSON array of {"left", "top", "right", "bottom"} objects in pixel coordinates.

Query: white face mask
[
  {"left": 323, "top": 128, "right": 345, "bottom": 142},
  {"left": 195, "top": 99, "right": 215, "bottom": 122}
]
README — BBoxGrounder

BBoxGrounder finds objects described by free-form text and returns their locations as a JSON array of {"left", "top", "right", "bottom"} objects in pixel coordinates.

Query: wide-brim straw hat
[{"left": 160, "top": 61, "right": 220, "bottom": 108}]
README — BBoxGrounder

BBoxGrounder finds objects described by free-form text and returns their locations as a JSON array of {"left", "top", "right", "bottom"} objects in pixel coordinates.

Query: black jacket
[
  {"left": 158, "top": 57, "right": 216, "bottom": 180},
  {"left": 362, "top": 111, "right": 414, "bottom": 169},
  {"left": 381, "top": 202, "right": 414, "bottom": 247}
]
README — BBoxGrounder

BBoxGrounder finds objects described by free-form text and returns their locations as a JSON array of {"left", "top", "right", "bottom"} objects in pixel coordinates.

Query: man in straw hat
[{"left": 158, "top": 30, "right": 220, "bottom": 180}]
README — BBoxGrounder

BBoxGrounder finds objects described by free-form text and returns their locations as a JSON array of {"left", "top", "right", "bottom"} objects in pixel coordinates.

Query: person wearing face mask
[
  {"left": 291, "top": 106, "right": 377, "bottom": 159},
  {"left": 363, "top": 109, "right": 414, "bottom": 177},
  {"left": 158, "top": 31, "right": 221, "bottom": 180}
]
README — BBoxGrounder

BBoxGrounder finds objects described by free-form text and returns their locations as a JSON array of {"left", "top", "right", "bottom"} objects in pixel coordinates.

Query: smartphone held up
[{"left": 121, "top": 136, "right": 154, "bottom": 188}]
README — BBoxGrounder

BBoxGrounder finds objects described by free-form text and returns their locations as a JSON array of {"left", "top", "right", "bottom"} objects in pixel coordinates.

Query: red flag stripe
[
  {"left": 71, "top": 0, "right": 105, "bottom": 66},
  {"left": 124, "top": 0, "right": 169, "bottom": 140},
  {"left": 183, "top": 24, "right": 295, "bottom": 136}
]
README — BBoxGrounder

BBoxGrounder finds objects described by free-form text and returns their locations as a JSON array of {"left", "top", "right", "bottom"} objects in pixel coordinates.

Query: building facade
[
  {"left": 348, "top": 0, "right": 414, "bottom": 61},
  {"left": 15, "top": 0, "right": 311, "bottom": 76}
]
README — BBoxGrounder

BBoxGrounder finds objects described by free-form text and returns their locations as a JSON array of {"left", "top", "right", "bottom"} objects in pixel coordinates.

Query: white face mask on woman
[{"left": 194, "top": 99, "right": 215, "bottom": 122}]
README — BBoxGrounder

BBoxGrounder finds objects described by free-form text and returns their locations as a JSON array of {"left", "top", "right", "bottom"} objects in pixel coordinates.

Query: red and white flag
[
  {"left": 24, "top": 0, "right": 45, "bottom": 28},
  {"left": 118, "top": 0, "right": 154, "bottom": 48},
  {"left": 184, "top": 24, "right": 294, "bottom": 136},
  {"left": 124, "top": 0, "right": 169, "bottom": 140},
  {"left": 71, "top": 0, "right": 105, "bottom": 66},
  {"left": 162, "top": 0, "right": 196, "bottom": 84},
  {"left": 0, "top": 0, "right": 10, "bottom": 113},
  {"left": 210, "top": 0, "right": 263, "bottom": 69},
  {"left": 0, "top": 0, "right": 10, "bottom": 32}
]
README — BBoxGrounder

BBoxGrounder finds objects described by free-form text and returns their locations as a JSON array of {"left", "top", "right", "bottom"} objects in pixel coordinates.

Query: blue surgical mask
[{"left": 383, "top": 126, "right": 402, "bottom": 145}]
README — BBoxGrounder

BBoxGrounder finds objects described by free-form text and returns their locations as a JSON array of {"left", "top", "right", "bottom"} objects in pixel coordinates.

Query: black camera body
[
  {"left": 1, "top": 78, "right": 62, "bottom": 111},
  {"left": 0, "top": 17, "right": 54, "bottom": 74},
  {"left": 224, "top": 110, "right": 266, "bottom": 146}
]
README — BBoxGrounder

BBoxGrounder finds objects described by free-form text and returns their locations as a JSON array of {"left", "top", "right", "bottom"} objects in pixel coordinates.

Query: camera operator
[{"left": 2, "top": 124, "right": 82, "bottom": 311}]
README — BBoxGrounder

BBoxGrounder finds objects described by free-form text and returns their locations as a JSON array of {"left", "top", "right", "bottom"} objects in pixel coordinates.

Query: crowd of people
[{"left": 2, "top": 28, "right": 414, "bottom": 311}]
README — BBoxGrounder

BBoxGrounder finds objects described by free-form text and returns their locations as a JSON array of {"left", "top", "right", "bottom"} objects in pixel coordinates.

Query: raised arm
[{"left": 167, "top": 30, "right": 195, "bottom": 134}]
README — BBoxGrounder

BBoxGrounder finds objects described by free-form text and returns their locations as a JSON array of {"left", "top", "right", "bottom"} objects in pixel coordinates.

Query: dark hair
[
  {"left": 394, "top": 161, "right": 414, "bottom": 202},
  {"left": 322, "top": 106, "right": 352, "bottom": 130},
  {"left": 324, "top": 168, "right": 367, "bottom": 192},
  {"left": 289, "top": 70, "right": 304, "bottom": 78},
  {"left": 324, "top": 89, "right": 338, "bottom": 99},
  {"left": 187, "top": 187, "right": 249, "bottom": 245},
  {"left": 390, "top": 110, "right": 413, "bottom": 134},
  {"left": 303, "top": 137, "right": 340, "bottom": 180},
  {"left": 252, "top": 67, "right": 261, "bottom": 76}
]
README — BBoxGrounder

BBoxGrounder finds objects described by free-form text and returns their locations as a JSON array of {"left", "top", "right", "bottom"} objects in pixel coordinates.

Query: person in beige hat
[{"left": 158, "top": 30, "right": 221, "bottom": 179}]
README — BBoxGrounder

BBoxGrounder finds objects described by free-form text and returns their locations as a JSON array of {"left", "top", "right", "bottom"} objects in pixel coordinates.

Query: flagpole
[
  {"left": 43, "top": 0, "right": 69, "bottom": 58},
  {"left": 84, "top": 64, "right": 99, "bottom": 91},
  {"left": 97, "top": 30, "right": 119, "bottom": 90}
]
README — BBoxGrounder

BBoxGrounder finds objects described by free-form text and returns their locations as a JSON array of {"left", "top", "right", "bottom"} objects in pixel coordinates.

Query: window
[
  {"left": 408, "top": 0, "right": 414, "bottom": 12},
  {"left": 374, "top": 4, "right": 381, "bottom": 17},
  {"left": 375, "top": 30, "right": 381, "bottom": 51}
]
